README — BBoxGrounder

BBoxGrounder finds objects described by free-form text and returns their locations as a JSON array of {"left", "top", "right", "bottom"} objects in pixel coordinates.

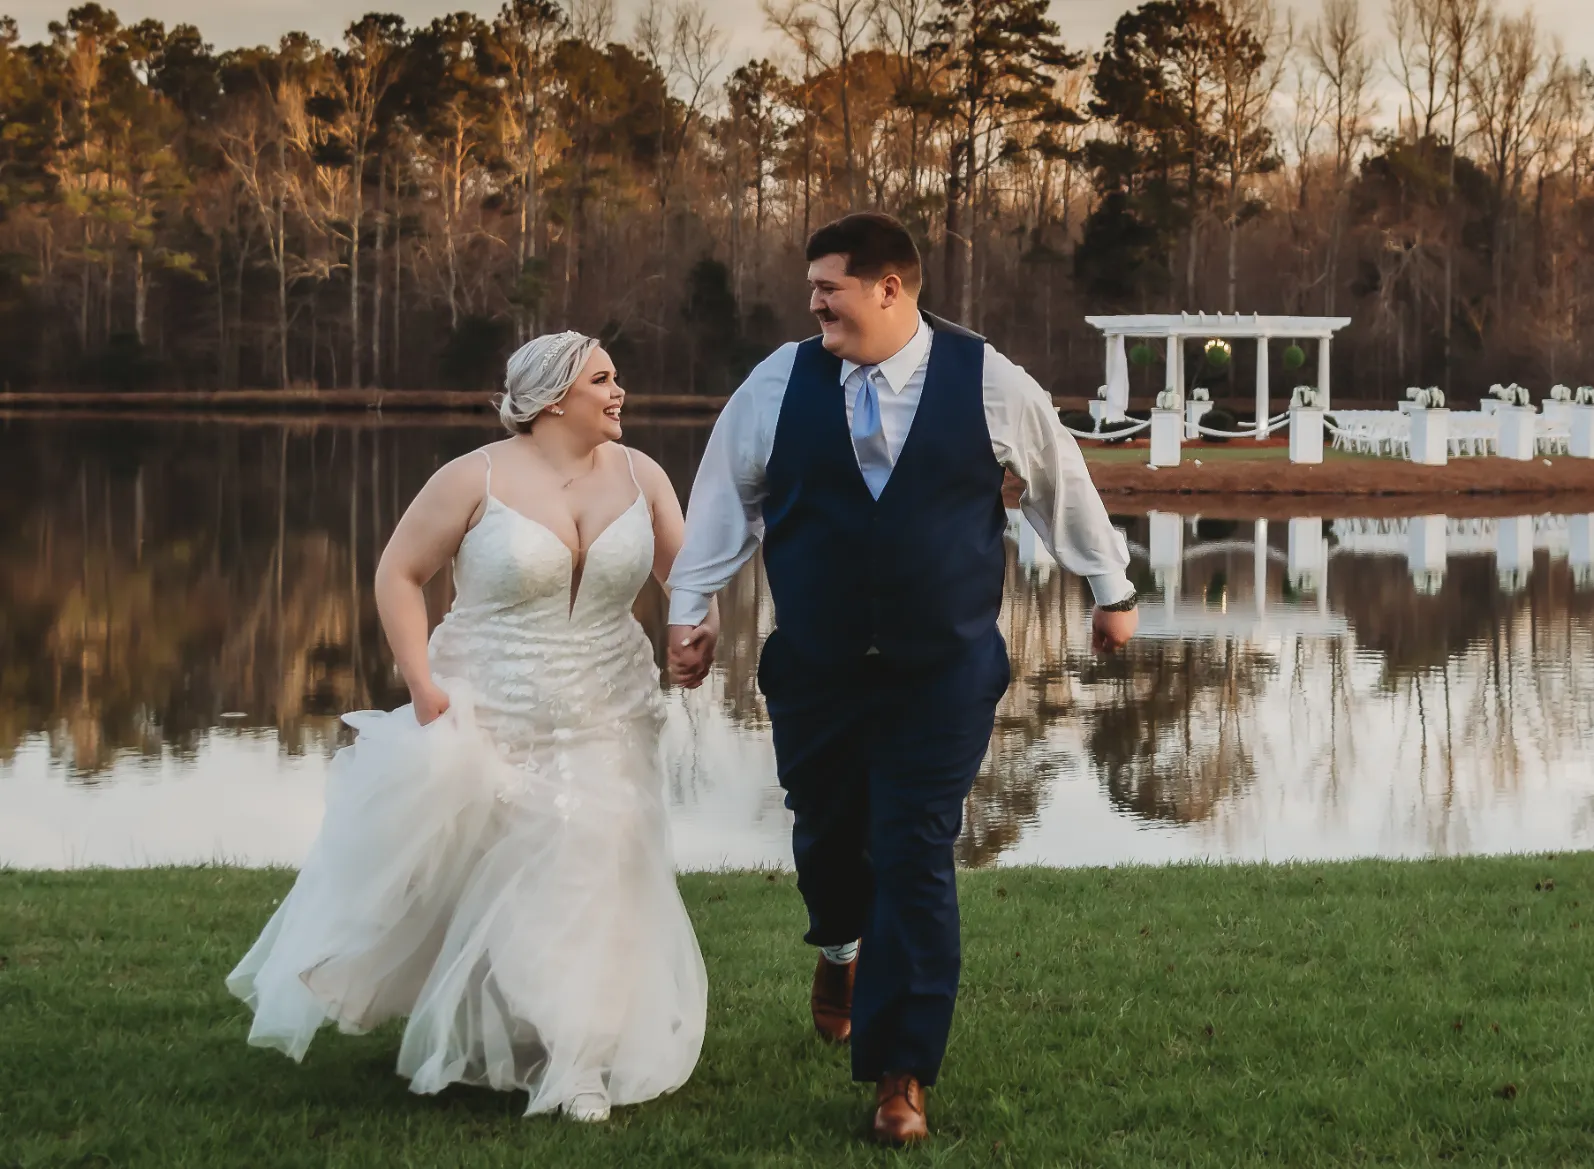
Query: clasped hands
[{"left": 667, "top": 622, "right": 718, "bottom": 689}]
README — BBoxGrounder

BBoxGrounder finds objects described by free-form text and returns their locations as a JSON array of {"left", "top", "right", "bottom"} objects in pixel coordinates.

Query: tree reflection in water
[{"left": 2, "top": 419, "right": 1593, "bottom": 867}]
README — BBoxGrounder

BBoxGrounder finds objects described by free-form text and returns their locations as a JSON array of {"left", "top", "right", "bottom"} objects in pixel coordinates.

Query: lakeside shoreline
[
  {"left": 9, "top": 395, "right": 1594, "bottom": 500},
  {"left": 0, "top": 388, "right": 730, "bottom": 412},
  {"left": 7, "top": 857, "right": 1592, "bottom": 1167},
  {"left": 1083, "top": 451, "right": 1594, "bottom": 498}
]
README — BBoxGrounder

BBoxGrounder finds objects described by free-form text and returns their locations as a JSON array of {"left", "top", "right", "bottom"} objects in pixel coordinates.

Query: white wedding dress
[{"left": 227, "top": 446, "right": 707, "bottom": 1117}]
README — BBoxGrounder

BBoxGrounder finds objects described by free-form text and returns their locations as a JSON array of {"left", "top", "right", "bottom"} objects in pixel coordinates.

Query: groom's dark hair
[{"left": 806, "top": 212, "right": 922, "bottom": 295}]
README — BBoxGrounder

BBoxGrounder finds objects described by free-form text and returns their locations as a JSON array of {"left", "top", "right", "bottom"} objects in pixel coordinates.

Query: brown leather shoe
[
  {"left": 872, "top": 1073, "right": 929, "bottom": 1146},
  {"left": 810, "top": 953, "right": 856, "bottom": 1043}
]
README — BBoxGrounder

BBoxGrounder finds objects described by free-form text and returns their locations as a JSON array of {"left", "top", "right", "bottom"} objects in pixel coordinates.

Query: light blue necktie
[{"left": 851, "top": 366, "right": 893, "bottom": 499}]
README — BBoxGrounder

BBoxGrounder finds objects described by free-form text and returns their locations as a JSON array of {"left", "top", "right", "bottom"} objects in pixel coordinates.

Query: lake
[{"left": 2, "top": 414, "right": 1592, "bottom": 871}]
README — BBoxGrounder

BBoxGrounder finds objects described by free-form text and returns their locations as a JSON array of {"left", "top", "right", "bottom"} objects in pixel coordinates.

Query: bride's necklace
[{"left": 529, "top": 439, "right": 599, "bottom": 490}]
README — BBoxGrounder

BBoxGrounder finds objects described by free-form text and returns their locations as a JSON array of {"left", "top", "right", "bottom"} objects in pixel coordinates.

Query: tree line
[{"left": 0, "top": 0, "right": 1589, "bottom": 401}]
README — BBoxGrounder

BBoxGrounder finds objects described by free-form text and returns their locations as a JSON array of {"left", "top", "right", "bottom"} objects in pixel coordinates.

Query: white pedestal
[
  {"left": 1007, "top": 509, "right": 1056, "bottom": 574},
  {"left": 1149, "top": 510, "right": 1183, "bottom": 597},
  {"left": 1496, "top": 514, "right": 1534, "bottom": 592},
  {"left": 1571, "top": 513, "right": 1593, "bottom": 590},
  {"left": 1185, "top": 400, "right": 1212, "bottom": 439},
  {"left": 1409, "top": 408, "right": 1449, "bottom": 465},
  {"left": 1571, "top": 405, "right": 1594, "bottom": 458},
  {"left": 1481, "top": 399, "right": 1502, "bottom": 415},
  {"left": 1287, "top": 517, "right": 1323, "bottom": 590},
  {"left": 1253, "top": 518, "right": 1268, "bottom": 619},
  {"left": 1544, "top": 401, "right": 1572, "bottom": 427},
  {"left": 1150, "top": 409, "right": 1183, "bottom": 467},
  {"left": 1407, "top": 514, "right": 1448, "bottom": 592},
  {"left": 1288, "top": 408, "right": 1324, "bottom": 463},
  {"left": 1496, "top": 406, "right": 1535, "bottom": 460}
]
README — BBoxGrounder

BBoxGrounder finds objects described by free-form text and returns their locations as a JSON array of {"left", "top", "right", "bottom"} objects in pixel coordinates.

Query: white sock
[{"left": 820, "top": 940, "right": 859, "bottom": 965}]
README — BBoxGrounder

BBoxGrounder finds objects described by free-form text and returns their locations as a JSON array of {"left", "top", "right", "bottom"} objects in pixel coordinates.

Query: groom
[{"left": 667, "top": 212, "right": 1138, "bottom": 1144}]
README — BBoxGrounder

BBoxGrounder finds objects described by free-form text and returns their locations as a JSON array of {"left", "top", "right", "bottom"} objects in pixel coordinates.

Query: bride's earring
[{"left": 548, "top": 407, "right": 565, "bottom": 416}]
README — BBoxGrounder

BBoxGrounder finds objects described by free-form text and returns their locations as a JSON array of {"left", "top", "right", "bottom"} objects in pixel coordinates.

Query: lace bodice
[{"left": 427, "top": 447, "right": 664, "bottom": 764}]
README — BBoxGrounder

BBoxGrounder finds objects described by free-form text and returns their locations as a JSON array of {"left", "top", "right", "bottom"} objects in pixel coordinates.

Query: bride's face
[{"left": 549, "top": 347, "right": 624, "bottom": 443}]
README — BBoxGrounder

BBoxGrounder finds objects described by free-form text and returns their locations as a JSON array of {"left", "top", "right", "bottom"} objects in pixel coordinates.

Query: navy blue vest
[{"left": 761, "top": 316, "right": 1008, "bottom": 668}]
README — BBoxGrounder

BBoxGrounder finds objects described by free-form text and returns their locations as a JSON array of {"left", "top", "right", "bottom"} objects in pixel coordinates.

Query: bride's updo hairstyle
[{"left": 497, "top": 330, "right": 601, "bottom": 434}]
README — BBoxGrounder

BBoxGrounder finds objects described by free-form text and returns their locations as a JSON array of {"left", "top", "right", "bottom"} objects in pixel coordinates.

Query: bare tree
[
  {"left": 1213, "top": 0, "right": 1285, "bottom": 311},
  {"left": 766, "top": 0, "right": 880, "bottom": 208},
  {"left": 1304, "top": 0, "right": 1374, "bottom": 312},
  {"left": 570, "top": 0, "right": 616, "bottom": 45},
  {"left": 1437, "top": 0, "right": 1486, "bottom": 379},
  {"left": 492, "top": 0, "right": 565, "bottom": 343},
  {"left": 333, "top": 16, "right": 404, "bottom": 387},
  {"left": 1468, "top": 10, "right": 1565, "bottom": 314},
  {"left": 636, "top": 0, "right": 725, "bottom": 237},
  {"left": 217, "top": 79, "right": 299, "bottom": 389},
  {"left": 874, "top": 0, "right": 937, "bottom": 203},
  {"left": 1388, "top": 0, "right": 1449, "bottom": 142}
]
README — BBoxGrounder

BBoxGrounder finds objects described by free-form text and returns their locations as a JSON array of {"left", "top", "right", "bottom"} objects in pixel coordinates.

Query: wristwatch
[{"left": 1099, "top": 588, "right": 1139, "bottom": 612}]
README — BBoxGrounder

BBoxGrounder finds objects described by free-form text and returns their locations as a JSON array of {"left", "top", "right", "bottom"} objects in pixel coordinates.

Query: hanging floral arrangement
[
  {"left": 1203, "top": 339, "right": 1231, "bottom": 369},
  {"left": 1282, "top": 344, "right": 1306, "bottom": 372},
  {"left": 1129, "top": 343, "right": 1155, "bottom": 368}
]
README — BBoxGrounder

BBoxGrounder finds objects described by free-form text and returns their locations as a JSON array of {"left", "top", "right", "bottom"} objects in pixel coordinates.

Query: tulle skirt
[{"left": 226, "top": 680, "right": 708, "bottom": 1116}]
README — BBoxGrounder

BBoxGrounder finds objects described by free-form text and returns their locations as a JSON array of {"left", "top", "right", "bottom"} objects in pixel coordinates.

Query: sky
[{"left": 3, "top": 0, "right": 1590, "bottom": 67}]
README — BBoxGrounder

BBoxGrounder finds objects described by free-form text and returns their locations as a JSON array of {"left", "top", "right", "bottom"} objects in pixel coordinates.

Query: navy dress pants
[{"left": 758, "top": 629, "right": 1010, "bottom": 1086}]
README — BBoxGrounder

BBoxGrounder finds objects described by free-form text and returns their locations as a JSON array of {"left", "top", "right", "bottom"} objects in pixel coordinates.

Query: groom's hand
[
  {"left": 1091, "top": 606, "right": 1138, "bottom": 655},
  {"left": 667, "top": 623, "right": 717, "bottom": 689}
]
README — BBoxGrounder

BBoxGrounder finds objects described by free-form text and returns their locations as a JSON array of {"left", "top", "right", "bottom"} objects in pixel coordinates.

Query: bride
[{"left": 227, "top": 332, "right": 714, "bottom": 1122}]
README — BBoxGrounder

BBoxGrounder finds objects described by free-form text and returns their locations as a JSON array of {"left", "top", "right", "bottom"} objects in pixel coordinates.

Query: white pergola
[{"left": 1086, "top": 313, "right": 1353, "bottom": 437}]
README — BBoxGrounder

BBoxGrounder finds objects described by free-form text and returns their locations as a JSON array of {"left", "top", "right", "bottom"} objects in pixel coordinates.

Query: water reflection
[{"left": 2, "top": 417, "right": 1592, "bottom": 869}]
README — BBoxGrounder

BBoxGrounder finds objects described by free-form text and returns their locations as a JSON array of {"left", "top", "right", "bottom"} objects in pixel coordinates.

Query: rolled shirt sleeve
[
  {"left": 983, "top": 344, "right": 1135, "bottom": 606},
  {"left": 664, "top": 343, "right": 796, "bottom": 626}
]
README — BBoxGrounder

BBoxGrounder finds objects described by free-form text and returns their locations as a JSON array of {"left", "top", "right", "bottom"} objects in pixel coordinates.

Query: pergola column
[
  {"left": 1254, "top": 518, "right": 1268, "bottom": 621},
  {"left": 1166, "top": 334, "right": 1181, "bottom": 399},
  {"left": 1317, "top": 335, "right": 1332, "bottom": 412},
  {"left": 1255, "top": 336, "right": 1270, "bottom": 440}
]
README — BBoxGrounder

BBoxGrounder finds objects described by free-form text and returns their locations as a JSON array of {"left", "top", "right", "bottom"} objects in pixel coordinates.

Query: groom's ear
[{"left": 877, "top": 271, "right": 904, "bottom": 308}]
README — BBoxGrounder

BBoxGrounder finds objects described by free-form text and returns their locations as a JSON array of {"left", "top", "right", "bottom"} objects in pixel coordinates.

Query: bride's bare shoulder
[
  {"left": 423, "top": 443, "right": 509, "bottom": 499},
  {"left": 618, "top": 445, "right": 672, "bottom": 491}
]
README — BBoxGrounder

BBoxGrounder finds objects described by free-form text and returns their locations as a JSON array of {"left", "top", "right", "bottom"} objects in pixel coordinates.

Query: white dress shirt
[{"left": 667, "top": 316, "right": 1134, "bottom": 626}]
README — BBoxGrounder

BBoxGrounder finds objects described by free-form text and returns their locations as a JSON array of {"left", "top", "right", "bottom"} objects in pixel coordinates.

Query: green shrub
[{"left": 1200, "top": 406, "right": 1237, "bottom": 443}]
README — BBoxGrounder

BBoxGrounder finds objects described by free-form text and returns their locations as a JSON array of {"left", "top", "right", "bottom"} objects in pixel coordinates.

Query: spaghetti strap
[
  {"left": 620, "top": 446, "right": 650, "bottom": 518},
  {"left": 477, "top": 448, "right": 493, "bottom": 496}
]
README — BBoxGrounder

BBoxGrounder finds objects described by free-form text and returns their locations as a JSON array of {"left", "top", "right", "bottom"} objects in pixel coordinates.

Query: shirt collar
[{"left": 839, "top": 316, "right": 932, "bottom": 395}]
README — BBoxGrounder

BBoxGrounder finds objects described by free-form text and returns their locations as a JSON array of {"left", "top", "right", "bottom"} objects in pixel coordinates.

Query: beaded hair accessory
[{"left": 497, "top": 331, "right": 600, "bottom": 433}]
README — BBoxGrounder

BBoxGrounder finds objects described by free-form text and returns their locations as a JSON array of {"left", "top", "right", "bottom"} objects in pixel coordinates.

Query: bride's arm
[
  {"left": 374, "top": 453, "right": 486, "bottom": 723},
  {"left": 632, "top": 450, "right": 718, "bottom": 684}
]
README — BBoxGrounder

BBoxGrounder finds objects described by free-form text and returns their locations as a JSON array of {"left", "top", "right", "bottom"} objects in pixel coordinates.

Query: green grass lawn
[{"left": 5, "top": 859, "right": 1594, "bottom": 1168}]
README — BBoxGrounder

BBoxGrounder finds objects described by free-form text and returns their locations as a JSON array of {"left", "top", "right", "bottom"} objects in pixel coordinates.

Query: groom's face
[{"left": 808, "top": 253, "right": 881, "bottom": 360}]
